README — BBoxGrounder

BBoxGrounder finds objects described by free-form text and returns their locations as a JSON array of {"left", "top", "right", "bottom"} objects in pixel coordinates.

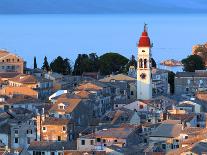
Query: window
[
  {"left": 130, "top": 91, "right": 134, "bottom": 95},
  {"left": 97, "top": 138, "right": 101, "bottom": 142},
  {"left": 142, "top": 50, "right": 145, "bottom": 52},
  {"left": 27, "top": 137, "right": 30, "bottom": 144},
  {"left": 1, "top": 66, "right": 4, "bottom": 69},
  {"left": 2, "top": 60, "right": 4, "bottom": 62},
  {"left": 63, "top": 126, "right": 66, "bottom": 131},
  {"left": 115, "top": 105, "right": 118, "bottom": 107},
  {"left": 42, "top": 127, "right": 46, "bottom": 131},
  {"left": 58, "top": 152, "right": 63, "bottom": 155},
  {"left": 50, "top": 152, "right": 55, "bottom": 155},
  {"left": 14, "top": 129, "right": 18, "bottom": 134},
  {"left": 58, "top": 136, "right": 61, "bottom": 141},
  {"left": 90, "top": 140, "right": 94, "bottom": 145},
  {"left": 139, "top": 59, "right": 143, "bottom": 68},
  {"left": 59, "top": 105, "right": 64, "bottom": 110},
  {"left": 148, "top": 119, "right": 151, "bottom": 122},
  {"left": 162, "top": 144, "right": 166, "bottom": 150},
  {"left": 139, "top": 105, "right": 144, "bottom": 109},
  {"left": 17, "top": 59, "right": 20, "bottom": 62},
  {"left": 14, "top": 137, "right": 18, "bottom": 143},
  {"left": 114, "top": 139, "right": 117, "bottom": 142},
  {"left": 144, "top": 59, "right": 147, "bottom": 68},
  {"left": 81, "top": 140, "right": 85, "bottom": 145}
]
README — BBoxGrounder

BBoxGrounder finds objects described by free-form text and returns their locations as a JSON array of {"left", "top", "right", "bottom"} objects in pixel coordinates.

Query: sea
[{"left": 0, "top": 14, "right": 206, "bottom": 73}]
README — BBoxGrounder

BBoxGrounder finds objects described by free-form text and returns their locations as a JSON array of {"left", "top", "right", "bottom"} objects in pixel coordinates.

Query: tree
[
  {"left": 34, "top": 56, "right": 37, "bottom": 69},
  {"left": 168, "top": 71, "right": 175, "bottom": 94},
  {"left": 182, "top": 55, "right": 205, "bottom": 72},
  {"left": 42, "top": 56, "right": 50, "bottom": 72},
  {"left": 151, "top": 58, "right": 157, "bottom": 68},
  {"left": 122, "top": 55, "right": 137, "bottom": 74},
  {"left": 63, "top": 58, "right": 72, "bottom": 75},
  {"left": 99, "top": 52, "right": 129, "bottom": 75},
  {"left": 50, "top": 56, "right": 72, "bottom": 75},
  {"left": 73, "top": 53, "right": 99, "bottom": 75}
]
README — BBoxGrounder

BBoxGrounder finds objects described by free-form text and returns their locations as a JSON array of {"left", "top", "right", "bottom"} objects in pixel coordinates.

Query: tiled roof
[
  {"left": 75, "top": 82, "right": 103, "bottom": 91},
  {"left": 81, "top": 127, "right": 136, "bottom": 139},
  {"left": 28, "top": 141, "right": 76, "bottom": 151},
  {"left": 50, "top": 98, "right": 82, "bottom": 114},
  {"left": 168, "top": 114, "right": 195, "bottom": 122},
  {"left": 0, "top": 72, "right": 20, "bottom": 79},
  {"left": 150, "top": 120, "right": 183, "bottom": 138},
  {"left": 9, "top": 74, "right": 37, "bottom": 84},
  {"left": 181, "top": 127, "right": 203, "bottom": 135},
  {"left": 74, "top": 90, "right": 91, "bottom": 99},
  {"left": 64, "top": 151, "right": 106, "bottom": 155},
  {"left": 42, "top": 117, "right": 70, "bottom": 125},
  {"left": 99, "top": 74, "right": 136, "bottom": 82},
  {"left": 176, "top": 72, "right": 207, "bottom": 78},
  {"left": 9, "top": 74, "right": 51, "bottom": 84},
  {"left": 5, "top": 95, "right": 40, "bottom": 105}
]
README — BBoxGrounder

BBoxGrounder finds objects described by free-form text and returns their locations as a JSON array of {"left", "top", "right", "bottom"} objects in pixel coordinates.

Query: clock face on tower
[{"left": 140, "top": 73, "right": 146, "bottom": 79}]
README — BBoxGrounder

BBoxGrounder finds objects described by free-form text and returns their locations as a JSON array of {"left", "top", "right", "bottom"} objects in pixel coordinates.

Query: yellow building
[{"left": 0, "top": 50, "right": 24, "bottom": 73}]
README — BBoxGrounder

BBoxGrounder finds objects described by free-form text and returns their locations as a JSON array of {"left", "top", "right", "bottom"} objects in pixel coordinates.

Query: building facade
[{"left": 0, "top": 50, "right": 24, "bottom": 73}]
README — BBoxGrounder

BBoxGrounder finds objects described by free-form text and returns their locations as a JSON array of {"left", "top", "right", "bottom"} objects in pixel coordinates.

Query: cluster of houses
[{"left": 1, "top": 26, "right": 207, "bottom": 155}]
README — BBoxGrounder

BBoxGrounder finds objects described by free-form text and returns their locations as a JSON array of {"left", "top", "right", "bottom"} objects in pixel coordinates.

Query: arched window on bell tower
[
  {"left": 144, "top": 59, "right": 147, "bottom": 68},
  {"left": 139, "top": 59, "right": 143, "bottom": 68}
]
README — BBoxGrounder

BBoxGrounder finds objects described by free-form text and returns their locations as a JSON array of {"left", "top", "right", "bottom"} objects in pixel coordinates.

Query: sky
[
  {"left": 0, "top": 0, "right": 206, "bottom": 69},
  {"left": 0, "top": 0, "right": 207, "bottom": 14}
]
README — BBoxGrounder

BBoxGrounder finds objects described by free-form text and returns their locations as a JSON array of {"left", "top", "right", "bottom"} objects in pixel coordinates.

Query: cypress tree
[{"left": 34, "top": 56, "right": 37, "bottom": 69}]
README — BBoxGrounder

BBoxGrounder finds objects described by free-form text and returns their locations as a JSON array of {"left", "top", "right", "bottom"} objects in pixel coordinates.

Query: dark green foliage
[
  {"left": 34, "top": 56, "right": 37, "bottom": 69},
  {"left": 99, "top": 52, "right": 129, "bottom": 75},
  {"left": 168, "top": 71, "right": 175, "bottom": 94},
  {"left": 122, "top": 55, "right": 137, "bottom": 73},
  {"left": 50, "top": 56, "right": 72, "bottom": 75},
  {"left": 151, "top": 58, "right": 157, "bottom": 68},
  {"left": 182, "top": 55, "right": 205, "bottom": 72},
  {"left": 73, "top": 53, "right": 99, "bottom": 75},
  {"left": 42, "top": 56, "right": 50, "bottom": 72}
]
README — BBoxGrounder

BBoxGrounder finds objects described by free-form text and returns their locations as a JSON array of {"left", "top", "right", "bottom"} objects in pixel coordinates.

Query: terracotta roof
[
  {"left": 168, "top": 114, "right": 195, "bottom": 122},
  {"left": 0, "top": 50, "right": 9, "bottom": 57},
  {"left": 5, "top": 95, "right": 40, "bottom": 105},
  {"left": 75, "top": 82, "right": 103, "bottom": 91},
  {"left": 0, "top": 72, "right": 20, "bottom": 79},
  {"left": 75, "top": 90, "right": 91, "bottom": 99},
  {"left": 9, "top": 74, "right": 38, "bottom": 84},
  {"left": 42, "top": 117, "right": 70, "bottom": 125},
  {"left": 64, "top": 151, "right": 106, "bottom": 155},
  {"left": 81, "top": 127, "right": 136, "bottom": 139},
  {"left": 99, "top": 74, "right": 136, "bottom": 82},
  {"left": 50, "top": 98, "right": 82, "bottom": 114},
  {"left": 181, "top": 127, "right": 203, "bottom": 135},
  {"left": 28, "top": 141, "right": 76, "bottom": 151}
]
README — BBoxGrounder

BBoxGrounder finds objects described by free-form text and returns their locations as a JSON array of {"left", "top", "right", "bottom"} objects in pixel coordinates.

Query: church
[{"left": 137, "top": 24, "right": 153, "bottom": 100}]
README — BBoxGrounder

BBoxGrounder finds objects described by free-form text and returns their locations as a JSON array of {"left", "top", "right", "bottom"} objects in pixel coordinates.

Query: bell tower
[{"left": 137, "top": 24, "right": 152, "bottom": 100}]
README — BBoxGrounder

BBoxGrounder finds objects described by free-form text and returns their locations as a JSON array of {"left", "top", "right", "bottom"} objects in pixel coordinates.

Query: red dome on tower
[{"left": 138, "top": 24, "right": 151, "bottom": 47}]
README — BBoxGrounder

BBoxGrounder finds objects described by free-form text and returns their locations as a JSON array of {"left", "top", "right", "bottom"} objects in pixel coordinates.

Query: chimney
[
  {"left": 41, "top": 108, "right": 45, "bottom": 122},
  {"left": 36, "top": 114, "right": 41, "bottom": 141}
]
